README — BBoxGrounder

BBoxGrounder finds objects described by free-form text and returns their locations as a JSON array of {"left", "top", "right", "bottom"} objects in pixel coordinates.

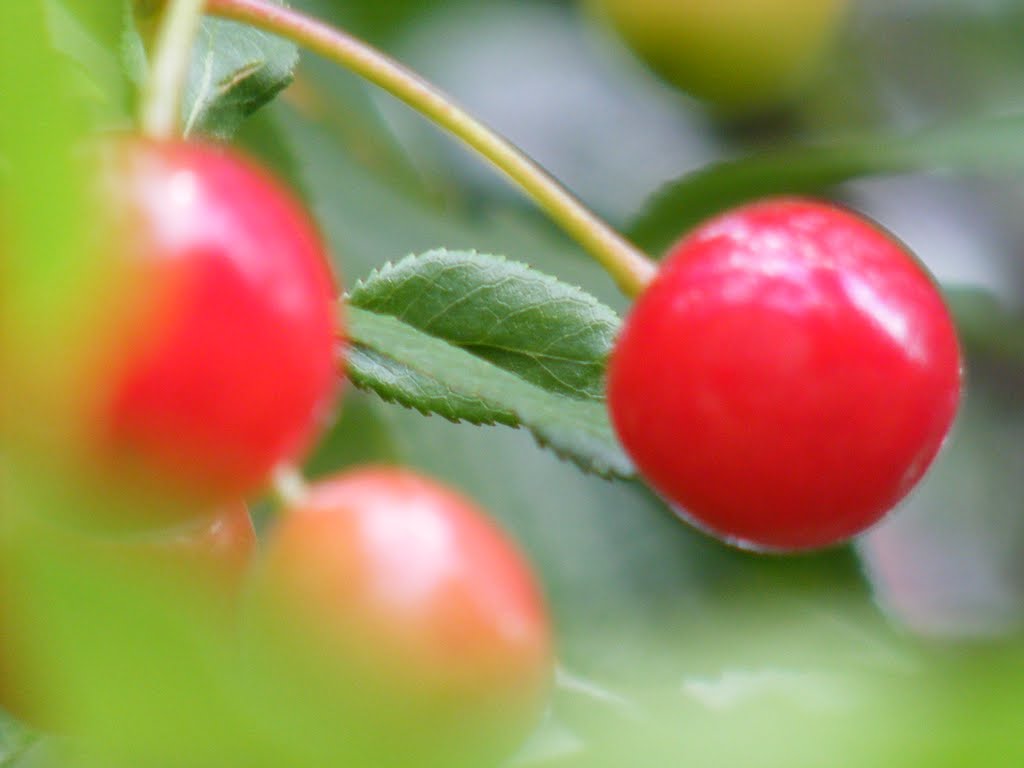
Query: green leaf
[
  {"left": 944, "top": 286, "right": 1024, "bottom": 361},
  {"left": 349, "top": 250, "right": 621, "bottom": 400},
  {"left": 180, "top": 8, "right": 298, "bottom": 139},
  {"left": 269, "top": 102, "right": 869, "bottom": 699},
  {"left": 630, "top": 114, "right": 1024, "bottom": 254},
  {"left": 345, "top": 306, "right": 633, "bottom": 478},
  {"left": 47, "top": 0, "right": 134, "bottom": 123},
  {"left": 346, "top": 343, "right": 516, "bottom": 427}
]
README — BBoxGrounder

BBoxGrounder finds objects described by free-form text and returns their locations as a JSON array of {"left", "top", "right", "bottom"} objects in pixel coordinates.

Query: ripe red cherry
[
  {"left": 607, "top": 198, "right": 962, "bottom": 551},
  {"left": 80, "top": 138, "right": 339, "bottom": 524},
  {"left": 247, "top": 466, "right": 552, "bottom": 765}
]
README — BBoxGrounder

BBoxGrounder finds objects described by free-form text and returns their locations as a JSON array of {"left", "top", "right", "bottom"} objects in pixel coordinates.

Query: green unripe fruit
[{"left": 588, "top": 0, "right": 849, "bottom": 114}]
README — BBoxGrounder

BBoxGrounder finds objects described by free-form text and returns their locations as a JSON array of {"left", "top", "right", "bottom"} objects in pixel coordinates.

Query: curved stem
[
  {"left": 205, "top": 0, "right": 657, "bottom": 298},
  {"left": 140, "top": 0, "right": 206, "bottom": 138}
]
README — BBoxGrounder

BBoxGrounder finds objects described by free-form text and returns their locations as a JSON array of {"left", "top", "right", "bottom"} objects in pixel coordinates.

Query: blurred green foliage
[{"left": 4, "top": 0, "right": 1024, "bottom": 766}]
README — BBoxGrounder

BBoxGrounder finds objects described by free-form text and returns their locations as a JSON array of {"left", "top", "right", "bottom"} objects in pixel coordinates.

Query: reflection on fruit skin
[{"left": 247, "top": 466, "right": 553, "bottom": 767}]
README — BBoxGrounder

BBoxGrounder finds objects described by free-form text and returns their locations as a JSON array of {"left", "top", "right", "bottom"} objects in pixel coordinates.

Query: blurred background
[{"left": 5, "top": 0, "right": 1024, "bottom": 766}]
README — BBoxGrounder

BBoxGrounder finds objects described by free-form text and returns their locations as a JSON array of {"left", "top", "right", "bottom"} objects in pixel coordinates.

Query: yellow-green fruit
[{"left": 588, "top": 0, "right": 849, "bottom": 113}]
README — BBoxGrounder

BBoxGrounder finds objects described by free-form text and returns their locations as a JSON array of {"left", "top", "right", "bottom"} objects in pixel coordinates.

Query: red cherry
[
  {"left": 607, "top": 198, "right": 962, "bottom": 551},
  {"left": 81, "top": 138, "right": 339, "bottom": 523},
  {"left": 247, "top": 466, "right": 552, "bottom": 765}
]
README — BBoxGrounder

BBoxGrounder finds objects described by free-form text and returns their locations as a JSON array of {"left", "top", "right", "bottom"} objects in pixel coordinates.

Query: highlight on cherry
[
  {"left": 2, "top": 0, "right": 1005, "bottom": 766},
  {"left": 608, "top": 198, "right": 962, "bottom": 552}
]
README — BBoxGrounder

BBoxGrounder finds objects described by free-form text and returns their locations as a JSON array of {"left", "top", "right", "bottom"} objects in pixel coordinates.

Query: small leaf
[
  {"left": 349, "top": 250, "right": 621, "bottom": 401},
  {"left": 346, "top": 343, "right": 517, "bottom": 428},
  {"left": 47, "top": 0, "right": 134, "bottom": 123},
  {"left": 180, "top": 7, "right": 298, "bottom": 139},
  {"left": 944, "top": 286, "right": 1024, "bottom": 361},
  {"left": 630, "top": 114, "right": 1024, "bottom": 254},
  {"left": 345, "top": 306, "right": 633, "bottom": 478}
]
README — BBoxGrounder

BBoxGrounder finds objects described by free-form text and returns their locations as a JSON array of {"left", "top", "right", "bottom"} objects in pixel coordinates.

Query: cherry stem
[
  {"left": 139, "top": 0, "right": 206, "bottom": 139},
  {"left": 205, "top": 0, "right": 658, "bottom": 297}
]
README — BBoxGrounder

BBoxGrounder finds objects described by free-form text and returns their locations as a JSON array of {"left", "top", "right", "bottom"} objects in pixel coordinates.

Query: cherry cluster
[
  {"left": 1, "top": 2, "right": 967, "bottom": 760},
  {"left": 1, "top": 138, "right": 552, "bottom": 765},
  {"left": 2, "top": 136, "right": 965, "bottom": 755}
]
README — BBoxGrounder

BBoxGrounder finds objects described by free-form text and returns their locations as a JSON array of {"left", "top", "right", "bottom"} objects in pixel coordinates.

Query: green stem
[
  {"left": 205, "top": 0, "right": 657, "bottom": 298},
  {"left": 140, "top": 0, "right": 206, "bottom": 138}
]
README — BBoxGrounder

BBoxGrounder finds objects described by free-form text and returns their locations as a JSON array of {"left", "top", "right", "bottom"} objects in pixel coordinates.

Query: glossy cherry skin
[
  {"left": 607, "top": 198, "right": 962, "bottom": 551},
  {"left": 83, "top": 138, "right": 339, "bottom": 525},
  {"left": 247, "top": 466, "right": 552, "bottom": 766}
]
